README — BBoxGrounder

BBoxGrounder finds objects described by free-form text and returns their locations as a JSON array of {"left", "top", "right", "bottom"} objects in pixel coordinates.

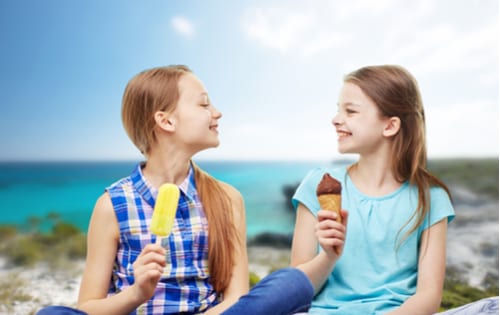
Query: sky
[{"left": 0, "top": 0, "right": 498, "bottom": 162}]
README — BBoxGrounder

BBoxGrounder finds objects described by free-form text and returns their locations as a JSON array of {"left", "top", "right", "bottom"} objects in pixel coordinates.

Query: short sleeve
[{"left": 421, "top": 186, "right": 455, "bottom": 231}]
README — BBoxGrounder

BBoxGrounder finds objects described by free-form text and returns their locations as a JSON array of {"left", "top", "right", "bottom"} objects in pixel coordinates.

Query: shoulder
[
  {"left": 292, "top": 166, "right": 346, "bottom": 213},
  {"left": 425, "top": 185, "right": 455, "bottom": 226},
  {"left": 105, "top": 175, "right": 135, "bottom": 211},
  {"left": 89, "top": 192, "right": 119, "bottom": 238},
  {"left": 429, "top": 185, "right": 451, "bottom": 200},
  {"left": 92, "top": 192, "right": 116, "bottom": 220},
  {"left": 95, "top": 191, "right": 113, "bottom": 208},
  {"left": 106, "top": 175, "right": 133, "bottom": 193}
]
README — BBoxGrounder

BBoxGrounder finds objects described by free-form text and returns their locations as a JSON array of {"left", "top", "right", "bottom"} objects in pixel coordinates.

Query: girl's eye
[
  {"left": 346, "top": 109, "right": 356, "bottom": 114},
  {"left": 201, "top": 103, "right": 210, "bottom": 107}
]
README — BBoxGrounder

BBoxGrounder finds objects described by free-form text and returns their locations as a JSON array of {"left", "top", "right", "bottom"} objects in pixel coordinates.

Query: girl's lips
[{"left": 336, "top": 130, "right": 351, "bottom": 137}]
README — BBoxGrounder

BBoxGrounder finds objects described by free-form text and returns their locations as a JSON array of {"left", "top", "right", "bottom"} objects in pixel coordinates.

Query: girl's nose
[
  {"left": 331, "top": 113, "right": 341, "bottom": 127},
  {"left": 212, "top": 106, "right": 222, "bottom": 119}
]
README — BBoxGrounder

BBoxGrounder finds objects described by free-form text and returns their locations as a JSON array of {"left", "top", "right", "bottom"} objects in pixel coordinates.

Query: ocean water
[{"left": 0, "top": 160, "right": 333, "bottom": 237}]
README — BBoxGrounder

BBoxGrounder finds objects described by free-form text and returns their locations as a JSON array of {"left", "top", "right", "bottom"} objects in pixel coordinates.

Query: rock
[{"left": 248, "top": 232, "right": 293, "bottom": 248}]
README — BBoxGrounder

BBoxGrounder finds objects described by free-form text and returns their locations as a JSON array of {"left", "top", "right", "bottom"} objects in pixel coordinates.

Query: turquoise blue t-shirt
[{"left": 292, "top": 167, "right": 455, "bottom": 315}]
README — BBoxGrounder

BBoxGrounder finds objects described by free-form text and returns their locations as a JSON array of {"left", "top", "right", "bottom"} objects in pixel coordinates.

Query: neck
[
  {"left": 349, "top": 154, "right": 401, "bottom": 196},
  {"left": 142, "top": 147, "right": 191, "bottom": 187}
]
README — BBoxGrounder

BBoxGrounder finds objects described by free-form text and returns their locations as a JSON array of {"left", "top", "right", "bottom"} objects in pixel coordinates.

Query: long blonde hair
[
  {"left": 121, "top": 65, "right": 237, "bottom": 292},
  {"left": 345, "top": 65, "right": 451, "bottom": 245}
]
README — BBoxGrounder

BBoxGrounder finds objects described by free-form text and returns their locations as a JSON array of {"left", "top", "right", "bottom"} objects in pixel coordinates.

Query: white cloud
[
  {"left": 407, "top": 21, "right": 498, "bottom": 76},
  {"left": 171, "top": 16, "right": 195, "bottom": 38},
  {"left": 426, "top": 100, "right": 498, "bottom": 157},
  {"left": 242, "top": 8, "right": 316, "bottom": 54},
  {"left": 237, "top": 0, "right": 498, "bottom": 159},
  {"left": 333, "top": 0, "right": 398, "bottom": 20},
  {"left": 241, "top": 1, "right": 498, "bottom": 75}
]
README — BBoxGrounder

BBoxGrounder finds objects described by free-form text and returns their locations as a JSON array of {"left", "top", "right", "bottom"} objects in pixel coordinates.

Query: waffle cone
[{"left": 318, "top": 194, "right": 342, "bottom": 223}]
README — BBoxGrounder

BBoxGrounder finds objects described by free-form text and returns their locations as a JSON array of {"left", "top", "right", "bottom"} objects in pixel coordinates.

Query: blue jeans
[
  {"left": 36, "top": 268, "right": 314, "bottom": 315},
  {"left": 222, "top": 267, "right": 313, "bottom": 315}
]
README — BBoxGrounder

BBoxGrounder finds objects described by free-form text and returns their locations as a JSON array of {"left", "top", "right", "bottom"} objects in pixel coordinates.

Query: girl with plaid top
[{"left": 37, "top": 65, "right": 313, "bottom": 315}]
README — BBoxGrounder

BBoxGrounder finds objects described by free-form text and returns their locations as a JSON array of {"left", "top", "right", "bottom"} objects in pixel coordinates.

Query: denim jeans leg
[
  {"left": 36, "top": 305, "right": 88, "bottom": 315},
  {"left": 222, "top": 267, "right": 314, "bottom": 315}
]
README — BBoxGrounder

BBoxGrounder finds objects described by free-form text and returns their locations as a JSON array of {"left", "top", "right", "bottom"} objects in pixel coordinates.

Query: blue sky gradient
[{"left": 1, "top": 0, "right": 498, "bottom": 161}]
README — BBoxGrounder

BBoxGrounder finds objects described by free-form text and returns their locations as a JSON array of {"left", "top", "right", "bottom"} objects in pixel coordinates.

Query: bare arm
[
  {"left": 204, "top": 183, "right": 249, "bottom": 314},
  {"left": 77, "top": 193, "right": 166, "bottom": 315},
  {"left": 290, "top": 204, "right": 348, "bottom": 294},
  {"left": 386, "top": 218, "right": 448, "bottom": 315}
]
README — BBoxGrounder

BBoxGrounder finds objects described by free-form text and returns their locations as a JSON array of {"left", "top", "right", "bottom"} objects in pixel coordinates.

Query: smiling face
[
  {"left": 168, "top": 73, "right": 222, "bottom": 154},
  {"left": 332, "top": 82, "right": 392, "bottom": 156}
]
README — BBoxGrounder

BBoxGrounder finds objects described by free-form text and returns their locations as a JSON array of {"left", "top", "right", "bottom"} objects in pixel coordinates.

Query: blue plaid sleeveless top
[{"left": 106, "top": 163, "right": 217, "bottom": 314}]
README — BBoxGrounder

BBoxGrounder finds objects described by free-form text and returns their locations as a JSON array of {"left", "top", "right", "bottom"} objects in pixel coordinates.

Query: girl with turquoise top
[{"left": 291, "top": 65, "right": 455, "bottom": 314}]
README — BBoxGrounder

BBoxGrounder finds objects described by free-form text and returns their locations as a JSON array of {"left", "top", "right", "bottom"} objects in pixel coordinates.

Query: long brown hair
[
  {"left": 121, "top": 65, "right": 238, "bottom": 292},
  {"left": 194, "top": 163, "right": 237, "bottom": 293},
  {"left": 344, "top": 65, "right": 451, "bottom": 246}
]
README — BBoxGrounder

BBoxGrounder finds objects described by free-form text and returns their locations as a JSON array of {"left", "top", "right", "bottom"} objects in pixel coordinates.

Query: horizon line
[{"left": 0, "top": 156, "right": 498, "bottom": 164}]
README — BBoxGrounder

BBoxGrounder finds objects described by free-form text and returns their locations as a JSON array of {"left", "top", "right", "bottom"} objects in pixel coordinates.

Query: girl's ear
[
  {"left": 383, "top": 116, "right": 401, "bottom": 137},
  {"left": 154, "top": 111, "right": 176, "bottom": 132}
]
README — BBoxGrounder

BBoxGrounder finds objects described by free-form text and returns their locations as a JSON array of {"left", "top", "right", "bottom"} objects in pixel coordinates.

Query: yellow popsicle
[{"left": 151, "top": 184, "right": 180, "bottom": 238}]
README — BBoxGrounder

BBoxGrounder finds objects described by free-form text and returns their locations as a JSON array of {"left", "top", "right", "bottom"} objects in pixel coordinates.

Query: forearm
[
  {"left": 294, "top": 251, "right": 337, "bottom": 294},
  {"left": 78, "top": 286, "right": 144, "bottom": 315},
  {"left": 386, "top": 290, "right": 442, "bottom": 315}
]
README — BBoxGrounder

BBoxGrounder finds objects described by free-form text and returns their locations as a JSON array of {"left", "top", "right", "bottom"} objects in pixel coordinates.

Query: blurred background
[{"left": 0, "top": 0, "right": 498, "bottom": 313}]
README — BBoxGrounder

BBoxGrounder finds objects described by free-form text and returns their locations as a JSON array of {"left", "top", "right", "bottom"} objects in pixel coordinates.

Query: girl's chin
[
  {"left": 202, "top": 140, "right": 220, "bottom": 150},
  {"left": 337, "top": 147, "right": 354, "bottom": 155}
]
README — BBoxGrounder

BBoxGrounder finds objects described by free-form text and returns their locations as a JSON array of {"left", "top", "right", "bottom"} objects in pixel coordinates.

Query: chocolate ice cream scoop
[{"left": 316, "top": 173, "right": 342, "bottom": 196}]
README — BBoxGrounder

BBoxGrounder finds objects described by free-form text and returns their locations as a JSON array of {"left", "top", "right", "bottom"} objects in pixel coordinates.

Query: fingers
[
  {"left": 139, "top": 243, "right": 167, "bottom": 257},
  {"left": 318, "top": 209, "right": 348, "bottom": 225},
  {"left": 318, "top": 209, "right": 341, "bottom": 222},
  {"left": 316, "top": 209, "right": 347, "bottom": 256},
  {"left": 341, "top": 209, "right": 348, "bottom": 227},
  {"left": 133, "top": 244, "right": 167, "bottom": 285},
  {"left": 317, "top": 211, "right": 346, "bottom": 231},
  {"left": 131, "top": 244, "right": 167, "bottom": 302},
  {"left": 133, "top": 262, "right": 165, "bottom": 277},
  {"left": 135, "top": 244, "right": 166, "bottom": 267},
  {"left": 316, "top": 222, "right": 345, "bottom": 246}
]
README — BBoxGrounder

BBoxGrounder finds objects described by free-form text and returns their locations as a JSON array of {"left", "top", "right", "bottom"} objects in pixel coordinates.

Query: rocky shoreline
[
  {"left": 0, "top": 246, "right": 290, "bottom": 315},
  {"left": 0, "top": 258, "right": 83, "bottom": 315},
  {"left": 1, "top": 236, "right": 498, "bottom": 315}
]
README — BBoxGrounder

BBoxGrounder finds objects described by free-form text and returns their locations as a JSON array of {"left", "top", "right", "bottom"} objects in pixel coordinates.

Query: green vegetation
[
  {"left": 428, "top": 158, "right": 498, "bottom": 200},
  {"left": 0, "top": 214, "right": 86, "bottom": 268},
  {"left": 249, "top": 271, "right": 261, "bottom": 287},
  {"left": 440, "top": 266, "right": 498, "bottom": 310}
]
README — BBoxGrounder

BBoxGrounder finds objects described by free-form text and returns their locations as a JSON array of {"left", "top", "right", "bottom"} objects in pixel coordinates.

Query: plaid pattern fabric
[{"left": 106, "top": 163, "right": 217, "bottom": 314}]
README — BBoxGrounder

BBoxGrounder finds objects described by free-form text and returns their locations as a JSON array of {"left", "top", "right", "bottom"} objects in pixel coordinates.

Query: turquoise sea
[{"left": 0, "top": 160, "right": 334, "bottom": 237}]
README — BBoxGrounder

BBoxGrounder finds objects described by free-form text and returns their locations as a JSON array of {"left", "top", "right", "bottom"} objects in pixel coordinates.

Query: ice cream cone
[{"left": 318, "top": 194, "right": 342, "bottom": 223}]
